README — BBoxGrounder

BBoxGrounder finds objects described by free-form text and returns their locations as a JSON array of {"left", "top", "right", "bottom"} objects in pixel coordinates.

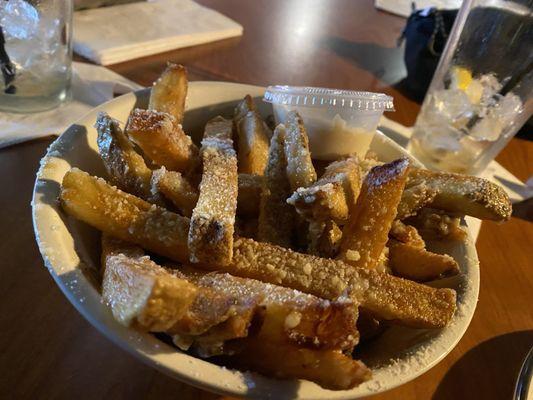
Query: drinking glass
[
  {"left": 0, "top": 0, "right": 73, "bottom": 113},
  {"left": 408, "top": 0, "right": 532, "bottom": 175}
]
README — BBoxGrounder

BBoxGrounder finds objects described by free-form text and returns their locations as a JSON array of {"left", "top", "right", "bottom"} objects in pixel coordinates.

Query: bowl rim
[{"left": 32, "top": 81, "right": 480, "bottom": 399}]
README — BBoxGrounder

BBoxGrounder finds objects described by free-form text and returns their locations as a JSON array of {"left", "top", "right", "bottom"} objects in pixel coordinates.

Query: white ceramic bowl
[{"left": 32, "top": 82, "right": 480, "bottom": 399}]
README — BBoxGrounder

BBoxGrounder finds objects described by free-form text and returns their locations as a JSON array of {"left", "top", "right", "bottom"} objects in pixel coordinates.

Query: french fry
[
  {"left": 102, "top": 239, "right": 252, "bottom": 342},
  {"left": 203, "top": 115, "right": 233, "bottom": 140},
  {"left": 60, "top": 168, "right": 190, "bottom": 262},
  {"left": 95, "top": 112, "right": 154, "bottom": 202},
  {"left": 258, "top": 125, "right": 295, "bottom": 247},
  {"left": 408, "top": 168, "right": 512, "bottom": 221},
  {"left": 389, "top": 220, "right": 425, "bottom": 248},
  {"left": 397, "top": 182, "right": 437, "bottom": 220},
  {"left": 231, "top": 341, "right": 370, "bottom": 390},
  {"left": 406, "top": 208, "right": 467, "bottom": 241},
  {"left": 101, "top": 233, "right": 144, "bottom": 272},
  {"left": 176, "top": 268, "right": 359, "bottom": 352},
  {"left": 188, "top": 117, "right": 238, "bottom": 266},
  {"left": 217, "top": 271, "right": 368, "bottom": 390},
  {"left": 170, "top": 278, "right": 255, "bottom": 340},
  {"left": 151, "top": 167, "right": 198, "bottom": 217},
  {"left": 125, "top": 108, "right": 199, "bottom": 173},
  {"left": 149, "top": 63, "right": 188, "bottom": 124},
  {"left": 102, "top": 247, "right": 198, "bottom": 331},
  {"left": 174, "top": 313, "right": 256, "bottom": 357},
  {"left": 234, "top": 96, "right": 271, "bottom": 174},
  {"left": 233, "top": 94, "right": 256, "bottom": 123},
  {"left": 338, "top": 158, "right": 411, "bottom": 270},
  {"left": 283, "top": 112, "right": 318, "bottom": 249},
  {"left": 287, "top": 155, "right": 362, "bottom": 224},
  {"left": 237, "top": 173, "right": 262, "bottom": 217},
  {"left": 284, "top": 111, "right": 317, "bottom": 190},
  {"left": 227, "top": 238, "right": 456, "bottom": 329},
  {"left": 388, "top": 220, "right": 459, "bottom": 281},
  {"left": 388, "top": 239, "right": 460, "bottom": 282}
]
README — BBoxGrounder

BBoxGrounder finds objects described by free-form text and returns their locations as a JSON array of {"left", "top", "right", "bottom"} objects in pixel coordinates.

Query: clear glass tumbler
[
  {"left": 408, "top": 0, "right": 532, "bottom": 175},
  {"left": 0, "top": 0, "right": 73, "bottom": 113}
]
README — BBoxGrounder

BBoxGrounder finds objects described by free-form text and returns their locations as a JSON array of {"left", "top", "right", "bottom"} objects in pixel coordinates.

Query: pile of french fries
[{"left": 60, "top": 64, "right": 512, "bottom": 390}]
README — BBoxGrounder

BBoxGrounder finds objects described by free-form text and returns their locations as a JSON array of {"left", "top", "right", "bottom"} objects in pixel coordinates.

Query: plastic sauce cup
[{"left": 263, "top": 86, "right": 394, "bottom": 160}]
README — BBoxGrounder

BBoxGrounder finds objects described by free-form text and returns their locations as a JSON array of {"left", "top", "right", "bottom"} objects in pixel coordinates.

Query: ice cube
[
  {"left": 427, "top": 89, "right": 474, "bottom": 130},
  {"left": 416, "top": 122, "right": 463, "bottom": 154},
  {"left": 470, "top": 92, "right": 522, "bottom": 140},
  {"left": 0, "top": 0, "right": 40, "bottom": 39},
  {"left": 494, "top": 92, "right": 523, "bottom": 127},
  {"left": 469, "top": 115, "right": 503, "bottom": 141},
  {"left": 465, "top": 79, "right": 484, "bottom": 105},
  {"left": 479, "top": 73, "right": 503, "bottom": 106}
]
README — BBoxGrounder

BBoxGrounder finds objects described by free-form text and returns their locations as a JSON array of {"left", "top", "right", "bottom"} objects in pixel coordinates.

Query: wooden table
[{"left": 1, "top": 1, "right": 531, "bottom": 399}]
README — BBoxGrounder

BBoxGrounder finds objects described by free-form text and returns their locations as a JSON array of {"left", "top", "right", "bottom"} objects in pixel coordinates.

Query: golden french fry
[
  {"left": 284, "top": 111, "right": 317, "bottom": 190},
  {"left": 338, "top": 158, "right": 411, "bottom": 270},
  {"left": 151, "top": 167, "right": 198, "bottom": 217},
  {"left": 149, "top": 63, "right": 188, "bottom": 124},
  {"left": 408, "top": 168, "right": 512, "bottom": 221},
  {"left": 287, "top": 155, "right": 362, "bottom": 224},
  {"left": 171, "top": 276, "right": 254, "bottom": 341},
  {"left": 188, "top": 117, "right": 238, "bottom": 266},
  {"left": 203, "top": 115, "right": 233, "bottom": 140},
  {"left": 61, "top": 168, "right": 190, "bottom": 262},
  {"left": 102, "top": 247, "right": 197, "bottom": 331},
  {"left": 223, "top": 276, "right": 368, "bottom": 390},
  {"left": 95, "top": 112, "right": 154, "bottom": 201},
  {"left": 102, "top": 238, "right": 250, "bottom": 342},
  {"left": 174, "top": 314, "right": 255, "bottom": 357},
  {"left": 397, "top": 182, "right": 437, "bottom": 220},
  {"left": 258, "top": 125, "right": 295, "bottom": 247},
  {"left": 101, "top": 233, "right": 144, "bottom": 272},
  {"left": 233, "top": 94, "right": 256, "bottom": 123},
  {"left": 237, "top": 173, "right": 262, "bottom": 217},
  {"left": 126, "top": 108, "right": 199, "bottom": 173},
  {"left": 388, "top": 240, "right": 460, "bottom": 282},
  {"left": 283, "top": 113, "right": 318, "bottom": 249},
  {"left": 234, "top": 96, "right": 271, "bottom": 175},
  {"left": 227, "top": 238, "right": 456, "bottom": 329},
  {"left": 175, "top": 268, "right": 359, "bottom": 352},
  {"left": 406, "top": 208, "right": 467, "bottom": 241},
  {"left": 389, "top": 220, "right": 425, "bottom": 248},
  {"left": 231, "top": 338, "right": 370, "bottom": 390}
]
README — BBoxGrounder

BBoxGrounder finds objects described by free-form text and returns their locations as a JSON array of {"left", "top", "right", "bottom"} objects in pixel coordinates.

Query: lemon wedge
[{"left": 451, "top": 66, "right": 472, "bottom": 91}]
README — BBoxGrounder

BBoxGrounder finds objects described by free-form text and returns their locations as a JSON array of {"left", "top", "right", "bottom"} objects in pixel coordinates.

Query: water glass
[
  {"left": 408, "top": 0, "right": 532, "bottom": 175},
  {"left": 0, "top": 0, "right": 73, "bottom": 113}
]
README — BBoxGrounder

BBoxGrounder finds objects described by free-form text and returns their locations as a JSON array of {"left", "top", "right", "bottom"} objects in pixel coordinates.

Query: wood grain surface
[{"left": 1, "top": 1, "right": 531, "bottom": 399}]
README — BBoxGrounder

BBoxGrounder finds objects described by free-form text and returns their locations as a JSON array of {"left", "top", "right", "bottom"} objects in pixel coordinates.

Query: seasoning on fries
[{"left": 59, "top": 64, "right": 513, "bottom": 390}]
